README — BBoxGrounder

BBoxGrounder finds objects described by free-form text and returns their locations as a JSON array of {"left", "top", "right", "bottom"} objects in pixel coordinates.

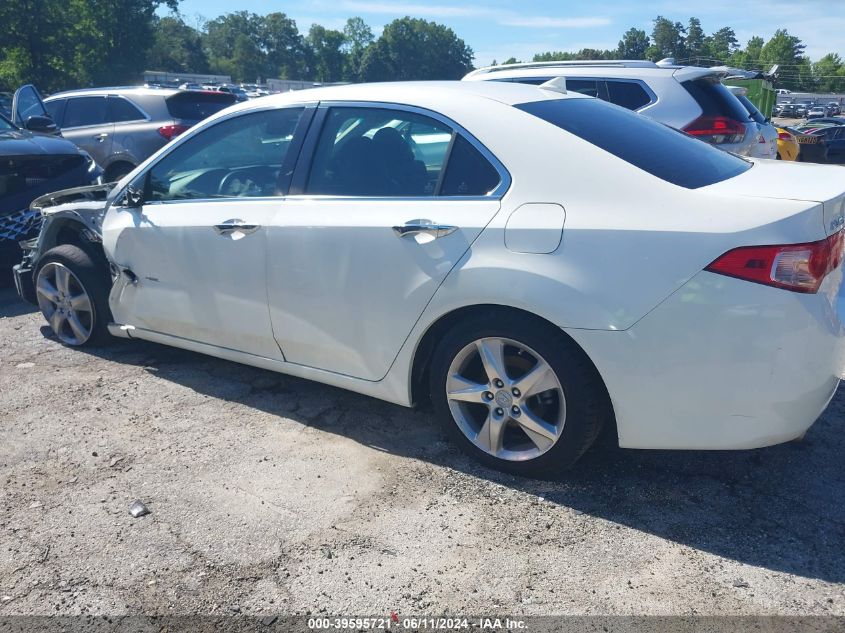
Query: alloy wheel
[
  {"left": 445, "top": 337, "right": 566, "bottom": 461},
  {"left": 36, "top": 262, "right": 94, "bottom": 345}
]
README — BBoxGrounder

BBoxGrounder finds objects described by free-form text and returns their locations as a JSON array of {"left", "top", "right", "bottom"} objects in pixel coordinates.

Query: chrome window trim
[{"left": 307, "top": 100, "right": 511, "bottom": 199}]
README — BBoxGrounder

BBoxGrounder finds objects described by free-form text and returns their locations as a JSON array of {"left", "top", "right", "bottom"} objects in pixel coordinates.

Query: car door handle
[
  {"left": 94, "top": 133, "right": 109, "bottom": 142},
  {"left": 213, "top": 219, "right": 260, "bottom": 236},
  {"left": 392, "top": 219, "right": 458, "bottom": 239}
]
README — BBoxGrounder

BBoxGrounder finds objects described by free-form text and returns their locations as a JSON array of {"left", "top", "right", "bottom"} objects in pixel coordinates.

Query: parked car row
[
  {"left": 10, "top": 76, "right": 845, "bottom": 477},
  {"left": 774, "top": 101, "right": 841, "bottom": 118}
]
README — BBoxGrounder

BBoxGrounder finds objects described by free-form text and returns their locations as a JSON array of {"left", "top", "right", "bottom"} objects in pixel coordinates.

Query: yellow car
[{"left": 776, "top": 127, "right": 800, "bottom": 161}]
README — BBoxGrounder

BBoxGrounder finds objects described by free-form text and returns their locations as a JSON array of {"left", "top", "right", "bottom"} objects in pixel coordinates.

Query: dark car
[
  {"left": 0, "top": 91, "right": 101, "bottom": 274},
  {"left": 826, "top": 102, "right": 841, "bottom": 116},
  {"left": 43, "top": 87, "right": 236, "bottom": 182},
  {"left": 778, "top": 103, "right": 798, "bottom": 117},
  {"left": 794, "top": 125, "right": 845, "bottom": 164}
]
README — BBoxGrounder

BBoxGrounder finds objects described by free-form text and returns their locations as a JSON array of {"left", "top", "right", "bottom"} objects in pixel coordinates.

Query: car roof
[
  {"left": 227, "top": 80, "right": 579, "bottom": 111},
  {"left": 45, "top": 86, "right": 182, "bottom": 99}
]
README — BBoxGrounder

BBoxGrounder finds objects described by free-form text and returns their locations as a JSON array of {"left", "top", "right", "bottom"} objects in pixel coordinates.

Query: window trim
[
  {"left": 132, "top": 103, "right": 317, "bottom": 206},
  {"left": 287, "top": 100, "right": 511, "bottom": 200},
  {"left": 499, "top": 75, "right": 657, "bottom": 112},
  {"left": 603, "top": 78, "right": 657, "bottom": 111}
]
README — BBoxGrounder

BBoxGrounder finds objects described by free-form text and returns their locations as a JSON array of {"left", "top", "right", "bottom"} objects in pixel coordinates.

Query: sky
[{"left": 164, "top": 0, "right": 845, "bottom": 67}]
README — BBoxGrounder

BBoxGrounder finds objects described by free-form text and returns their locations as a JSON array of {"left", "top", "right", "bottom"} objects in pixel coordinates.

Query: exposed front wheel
[
  {"left": 430, "top": 313, "right": 610, "bottom": 477},
  {"left": 35, "top": 244, "right": 113, "bottom": 346}
]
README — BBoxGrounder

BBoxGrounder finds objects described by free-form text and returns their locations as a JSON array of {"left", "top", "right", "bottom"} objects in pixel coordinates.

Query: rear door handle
[
  {"left": 213, "top": 218, "right": 260, "bottom": 236},
  {"left": 94, "top": 133, "right": 109, "bottom": 142},
  {"left": 392, "top": 219, "right": 458, "bottom": 239}
]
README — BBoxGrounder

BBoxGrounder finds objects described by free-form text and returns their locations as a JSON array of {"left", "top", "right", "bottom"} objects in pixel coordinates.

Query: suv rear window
[
  {"left": 515, "top": 98, "right": 751, "bottom": 189},
  {"left": 682, "top": 79, "right": 750, "bottom": 122},
  {"left": 165, "top": 91, "right": 236, "bottom": 122}
]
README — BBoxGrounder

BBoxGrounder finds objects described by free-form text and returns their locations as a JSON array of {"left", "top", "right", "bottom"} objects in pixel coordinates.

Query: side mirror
[{"left": 24, "top": 115, "right": 57, "bottom": 133}]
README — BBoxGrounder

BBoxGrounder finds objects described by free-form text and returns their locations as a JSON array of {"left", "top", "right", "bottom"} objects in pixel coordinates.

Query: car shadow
[
  {"left": 0, "top": 287, "right": 37, "bottom": 317},
  {"left": 48, "top": 330, "right": 845, "bottom": 585}
]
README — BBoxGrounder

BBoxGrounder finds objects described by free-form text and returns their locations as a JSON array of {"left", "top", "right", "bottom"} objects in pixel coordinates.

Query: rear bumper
[{"left": 568, "top": 268, "right": 844, "bottom": 450}]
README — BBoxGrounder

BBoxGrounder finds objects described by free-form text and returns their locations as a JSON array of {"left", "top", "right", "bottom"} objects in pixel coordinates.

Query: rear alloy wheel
[
  {"left": 446, "top": 337, "right": 565, "bottom": 461},
  {"left": 430, "top": 313, "right": 610, "bottom": 477},
  {"left": 35, "top": 244, "right": 113, "bottom": 346}
]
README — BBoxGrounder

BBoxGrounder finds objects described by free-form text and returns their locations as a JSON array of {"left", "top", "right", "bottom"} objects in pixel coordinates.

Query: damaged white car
[{"left": 14, "top": 81, "right": 845, "bottom": 477}]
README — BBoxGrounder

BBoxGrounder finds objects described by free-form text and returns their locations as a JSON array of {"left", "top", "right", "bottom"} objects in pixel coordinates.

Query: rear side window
[
  {"left": 108, "top": 97, "right": 145, "bottom": 123},
  {"left": 682, "top": 79, "right": 750, "bottom": 122},
  {"left": 63, "top": 97, "right": 108, "bottom": 127},
  {"left": 165, "top": 92, "right": 236, "bottom": 121},
  {"left": 515, "top": 98, "right": 751, "bottom": 189},
  {"left": 606, "top": 81, "right": 651, "bottom": 110},
  {"left": 440, "top": 135, "right": 501, "bottom": 196}
]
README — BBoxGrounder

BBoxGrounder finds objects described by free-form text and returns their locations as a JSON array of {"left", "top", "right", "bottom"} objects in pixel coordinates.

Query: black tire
[
  {"left": 429, "top": 311, "right": 611, "bottom": 478},
  {"left": 35, "top": 244, "right": 113, "bottom": 346}
]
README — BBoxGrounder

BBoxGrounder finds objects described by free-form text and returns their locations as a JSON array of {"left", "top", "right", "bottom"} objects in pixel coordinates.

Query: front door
[
  {"left": 103, "top": 105, "right": 310, "bottom": 358},
  {"left": 267, "top": 104, "right": 508, "bottom": 380},
  {"left": 60, "top": 96, "right": 115, "bottom": 166}
]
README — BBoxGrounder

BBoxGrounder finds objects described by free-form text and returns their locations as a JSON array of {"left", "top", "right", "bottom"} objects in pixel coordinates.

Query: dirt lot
[{"left": 1, "top": 285, "right": 844, "bottom": 617}]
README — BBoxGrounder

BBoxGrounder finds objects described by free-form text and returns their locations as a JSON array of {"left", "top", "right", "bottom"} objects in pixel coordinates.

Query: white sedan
[{"left": 15, "top": 81, "right": 845, "bottom": 477}]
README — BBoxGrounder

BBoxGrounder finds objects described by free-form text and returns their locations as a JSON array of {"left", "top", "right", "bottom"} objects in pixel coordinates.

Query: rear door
[
  {"left": 60, "top": 96, "right": 114, "bottom": 165},
  {"left": 266, "top": 104, "right": 508, "bottom": 380}
]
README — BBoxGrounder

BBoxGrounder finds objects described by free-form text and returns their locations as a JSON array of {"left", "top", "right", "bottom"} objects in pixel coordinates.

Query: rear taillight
[
  {"left": 683, "top": 115, "right": 746, "bottom": 145},
  {"left": 158, "top": 124, "right": 189, "bottom": 141},
  {"left": 705, "top": 230, "right": 845, "bottom": 293}
]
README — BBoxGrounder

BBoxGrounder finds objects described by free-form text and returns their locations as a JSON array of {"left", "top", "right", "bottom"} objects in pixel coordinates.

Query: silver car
[
  {"left": 43, "top": 87, "right": 236, "bottom": 182},
  {"left": 463, "top": 60, "right": 760, "bottom": 157}
]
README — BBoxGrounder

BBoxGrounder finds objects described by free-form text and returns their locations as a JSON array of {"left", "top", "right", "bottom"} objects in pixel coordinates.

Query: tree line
[
  {"left": 1, "top": 3, "right": 842, "bottom": 94},
  {"left": 520, "top": 17, "right": 844, "bottom": 92}
]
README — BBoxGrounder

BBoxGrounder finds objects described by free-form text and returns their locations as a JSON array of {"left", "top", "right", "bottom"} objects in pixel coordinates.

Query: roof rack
[{"left": 465, "top": 59, "right": 661, "bottom": 77}]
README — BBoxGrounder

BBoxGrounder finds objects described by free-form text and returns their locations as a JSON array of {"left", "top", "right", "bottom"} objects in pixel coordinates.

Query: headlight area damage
[{"left": 12, "top": 182, "right": 114, "bottom": 304}]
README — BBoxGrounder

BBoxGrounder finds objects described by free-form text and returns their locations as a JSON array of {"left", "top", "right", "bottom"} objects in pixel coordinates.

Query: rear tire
[
  {"left": 34, "top": 244, "right": 113, "bottom": 346},
  {"left": 429, "top": 312, "right": 610, "bottom": 478}
]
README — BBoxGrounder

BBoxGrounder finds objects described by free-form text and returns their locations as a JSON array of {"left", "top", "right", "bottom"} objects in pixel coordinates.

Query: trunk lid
[{"left": 703, "top": 160, "right": 845, "bottom": 237}]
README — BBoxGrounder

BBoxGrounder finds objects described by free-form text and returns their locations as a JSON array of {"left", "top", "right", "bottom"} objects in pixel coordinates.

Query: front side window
[
  {"left": 306, "top": 107, "right": 452, "bottom": 196},
  {"left": 146, "top": 107, "right": 304, "bottom": 202},
  {"left": 63, "top": 97, "right": 108, "bottom": 128},
  {"left": 44, "top": 99, "right": 65, "bottom": 125}
]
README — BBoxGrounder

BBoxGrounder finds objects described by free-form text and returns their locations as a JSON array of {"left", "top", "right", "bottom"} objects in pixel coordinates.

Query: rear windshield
[
  {"left": 165, "top": 91, "right": 236, "bottom": 122},
  {"left": 682, "top": 79, "right": 751, "bottom": 122},
  {"left": 515, "top": 98, "right": 751, "bottom": 189}
]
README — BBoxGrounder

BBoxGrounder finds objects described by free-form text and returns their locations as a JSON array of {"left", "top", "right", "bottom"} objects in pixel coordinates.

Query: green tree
[
  {"left": 704, "top": 26, "right": 738, "bottom": 61},
  {"left": 502, "top": 57, "right": 519, "bottom": 65},
  {"left": 306, "top": 25, "right": 346, "bottom": 82},
  {"left": 261, "top": 12, "right": 306, "bottom": 79},
  {"left": 342, "top": 17, "right": 374, "bottom": 81},
  {"left": 147, "top": 16, "right": 208, "bottom": 73},
  {"left": 205, "top": 11, "right": 263, "bottom": 80},
  {"left": 684, "top": 18, "right": 705, "bottom": 61},
  {"left": 616, "top": 27, "right": 650, "bottom": 59},
  {"left": 813, "top": 53, "right": 842, "bottom": 92},
  {"left": 646, "top": 16, "right": 687, "bottom": 61},
  {"left": 759, "top": 29, "right": 807, "bottom": 90},
  {"left": 359, "top": 17, "right": 473, "bottom": 82}
]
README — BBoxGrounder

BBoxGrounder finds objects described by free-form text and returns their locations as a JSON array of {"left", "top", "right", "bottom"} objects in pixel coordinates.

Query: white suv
[{"left": 463, "top": 60, "right": 761, "bottom": 157}]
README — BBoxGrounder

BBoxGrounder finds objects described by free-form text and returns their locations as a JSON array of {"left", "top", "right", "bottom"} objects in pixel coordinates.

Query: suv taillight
[
  {"left": 683, "top": 115, "right": 746, "bottom": 145},
  {"left": 778, "top": 131, "right": 793, "bottom": 141},
  {"left": 158, "top": 124, "right": 189, "bottom": 141},
  {"left": 705, "top": 231, "right": 845, "bottom": 293}
]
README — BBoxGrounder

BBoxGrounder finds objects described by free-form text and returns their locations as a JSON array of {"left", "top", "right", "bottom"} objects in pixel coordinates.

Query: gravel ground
[{"left": 1, "top": 285, "right": 844, "bottom": 617}]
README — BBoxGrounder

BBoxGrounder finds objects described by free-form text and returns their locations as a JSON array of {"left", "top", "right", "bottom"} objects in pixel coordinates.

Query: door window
[
  {"left": 305, "top": 107, "right": 452, "bottom": 196},
  {"left": 146, "top": 107, "right": 304, "bottom": 202},
  {"left": 107, "top": 97, "right": 146, "bottom": 123},
  {"left": 44, "top": 99, "right": 65, "bottom": 125},
  {"left": 63, "top": 97, "right": 108, "bottom": 128},
  {"left": 565, "top": 79, "right": 602, "bottom": 98}
]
